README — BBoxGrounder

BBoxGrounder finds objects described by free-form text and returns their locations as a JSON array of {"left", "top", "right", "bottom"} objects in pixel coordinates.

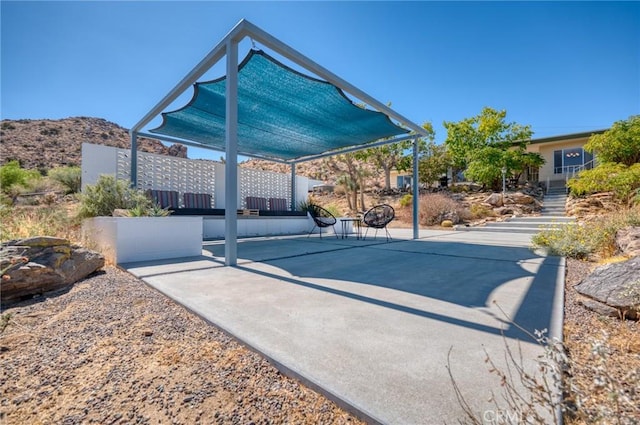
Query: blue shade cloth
[{"left": 150, "top": 50, "right": 408, "bottom": 161}]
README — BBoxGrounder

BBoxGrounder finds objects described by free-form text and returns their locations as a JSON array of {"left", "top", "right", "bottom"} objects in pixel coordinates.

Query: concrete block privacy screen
[{"left": 81, "top": 143, "right": 315, "bottom": 209}]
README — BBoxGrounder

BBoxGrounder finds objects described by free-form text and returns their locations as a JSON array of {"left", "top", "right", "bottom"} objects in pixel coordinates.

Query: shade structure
[{"left": 150, "top": 50, "right": 409, "bottom": 162}]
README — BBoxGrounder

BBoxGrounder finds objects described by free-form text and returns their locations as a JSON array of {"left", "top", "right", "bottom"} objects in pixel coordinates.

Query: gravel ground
[
  {"left": 2, "top": 259, "right": 638, "bottom": 424},
  {"left": 0, "top": 267, "right": 363, "bottom": 425},
  {"left": 563, "top": 258, "right": 640, "bottom": 424}
]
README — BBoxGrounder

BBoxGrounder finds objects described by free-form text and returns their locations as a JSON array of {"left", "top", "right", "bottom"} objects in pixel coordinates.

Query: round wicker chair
[
  {"left": 362, "top": 204, "right": 395, "bottom": 241},
  {"left": 307, "top": 205, "right": 338, "bottom": 239}
]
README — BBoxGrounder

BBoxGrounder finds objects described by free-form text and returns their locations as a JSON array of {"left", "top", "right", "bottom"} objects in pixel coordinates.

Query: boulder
[
  {"left": 484, "top": 193, "right": 503, "bottom": 207},
  {"left": 575, "top": 256, "right": 640, "bottom": 319},
  {"left": 0, "top": 237, "right": 105, "bottom": 305},
  {"left": 510, "top": 192, "right": 535, "bottom": 205},
  {"left": 494, "top": 206, "right": 514, "bottom": 215},
  {"left": 616, "top": 226, "right": 640, "bottom": 257}
]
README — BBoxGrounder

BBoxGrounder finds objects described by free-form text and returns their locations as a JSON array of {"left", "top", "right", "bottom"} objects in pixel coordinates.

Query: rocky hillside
[
  {"left": 0, "top": 117, "right": 187, "bottom": 171},
  {"left": 0, "top": 116, "right": 386, "bottom": 185}
]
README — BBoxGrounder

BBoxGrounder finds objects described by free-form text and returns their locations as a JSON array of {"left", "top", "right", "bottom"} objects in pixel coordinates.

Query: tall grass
[
  {"left": 532, "top": 206, "right": 640, "bottom": 259},
  {"left": 0, "top": 205, "right": 81, "bottom": 242}
]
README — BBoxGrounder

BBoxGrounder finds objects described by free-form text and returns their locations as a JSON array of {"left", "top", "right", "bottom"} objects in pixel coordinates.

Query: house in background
[
  {"left": 525, "top": 129, "right": 606, "bottom": 188},
  {"left": 389, "top": 129, "right": 608, "bottom": 190}
]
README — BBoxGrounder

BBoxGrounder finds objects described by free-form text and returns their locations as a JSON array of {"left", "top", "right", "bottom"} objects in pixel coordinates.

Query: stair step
[
  {"left": 485, "top": 221, "right": 574, "bottom": 230},
  {"left": 507, "top": 216, "right": 575, "bottom": 222}
]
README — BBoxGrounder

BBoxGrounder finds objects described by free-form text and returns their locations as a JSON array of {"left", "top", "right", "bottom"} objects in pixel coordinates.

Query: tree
[
  {"left": 350, "top": 99, "right": 432, "bottom": 190},
  {"left": 359, "top": 122, "right": 435, "bottom": 190},
  {"left": 584, "top": 115, "right": 640, "bottom": 166},
  {"left": 418, "top": 141, "right": 450, "bottom": 187},
  {"left": 357, "top": 140, "right": 412, "bottom": 191},
  {"left": 324, "top": 153, "right": 367, "bottom": 212},
  {"left": 443, "top": 107, "right": 535, "bottom": 189}
]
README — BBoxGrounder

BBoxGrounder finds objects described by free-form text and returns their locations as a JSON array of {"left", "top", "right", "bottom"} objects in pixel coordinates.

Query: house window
[
  {"left": 397, "top": 175, "right": 412, "bottom": 189},
  {"left": 553, "top": 148, "right": 593, "bottom": 174}
]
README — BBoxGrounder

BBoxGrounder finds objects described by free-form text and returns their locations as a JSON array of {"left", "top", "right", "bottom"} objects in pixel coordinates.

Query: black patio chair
[
  {"left": 307, "top": 205, "right": 338, "bottom": 239},
  {"left": 362, "top": 204, "right": 395, "bottom": 242}
]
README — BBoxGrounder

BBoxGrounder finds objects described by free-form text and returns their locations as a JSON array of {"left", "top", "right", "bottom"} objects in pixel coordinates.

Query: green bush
[
  {"left": 78, "top": 175, "right": 151, "bottom": 218},
  {"left": 48, "top": 166, "right": 81, "bottom": 194},
  {"left": 0, "top": 161, "right": 40, "bottom": 194},
  {"left": 568, "top": 162, "right": 640, "bottom": 204},
  {"left": 399, "top": 194, "right": 413, "bottom": 208},
  {"left": 531, "top": 207, "right": 640, "bottom": 259}
]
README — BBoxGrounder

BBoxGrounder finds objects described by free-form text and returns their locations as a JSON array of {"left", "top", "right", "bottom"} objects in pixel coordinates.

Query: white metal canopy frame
[{"left": 131, "top": 19, "right": 428, "bottom": 266}]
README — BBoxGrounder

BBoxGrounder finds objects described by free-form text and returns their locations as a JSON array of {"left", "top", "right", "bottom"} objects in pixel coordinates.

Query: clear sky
[{"left": 1, "top": 1, "right": 639, "bottom": 160}]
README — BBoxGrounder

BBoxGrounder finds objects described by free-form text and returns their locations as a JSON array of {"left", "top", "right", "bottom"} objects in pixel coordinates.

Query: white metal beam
[{"left": 131, "top": 20, "right": 246, "bottom": 133}]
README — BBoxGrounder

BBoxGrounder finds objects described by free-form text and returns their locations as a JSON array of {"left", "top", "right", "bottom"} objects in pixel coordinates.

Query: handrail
[{"left": 563, "top": 158, "right": 597, "bottom": 193}]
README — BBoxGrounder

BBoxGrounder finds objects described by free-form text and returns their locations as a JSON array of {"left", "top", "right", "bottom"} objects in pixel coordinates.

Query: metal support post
[
  {"left": 224, "top": 40, "right": 239, "bottom": 266},
  {"left": 130, "top": 132, "right": 138, "bottom": 188},
  {"left": 290, "top": 163, "right": 296, "bottom": 211},
  {"left": 412, "top": 138, "right": 419, "bottom": 239}
]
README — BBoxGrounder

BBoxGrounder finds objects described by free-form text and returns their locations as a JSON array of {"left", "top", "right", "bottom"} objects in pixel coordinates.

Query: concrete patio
[{"left": 123, "top": 229, "right": 564, "bottom": 424}]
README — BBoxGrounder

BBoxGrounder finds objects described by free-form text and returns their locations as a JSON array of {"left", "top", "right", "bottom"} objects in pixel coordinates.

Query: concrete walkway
[{"left": 124, "top": 229, "right": 564, "bottom": 424}]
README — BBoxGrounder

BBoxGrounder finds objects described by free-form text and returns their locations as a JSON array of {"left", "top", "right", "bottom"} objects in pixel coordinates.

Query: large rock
[
  {"left": 484, "top": 193, "right": 503, "bottom": 207},
  {"left": 575, "top": 256, "right": 640, "bottom": 320},
  {"left": 616, "top": 226, "right": 640, "bottom": 257},
  {"left": 0, "top": 236, "right": 105, "bottom": 305},
  {"left": 510, "top": 192, "right": 536, "bottom": 205}
]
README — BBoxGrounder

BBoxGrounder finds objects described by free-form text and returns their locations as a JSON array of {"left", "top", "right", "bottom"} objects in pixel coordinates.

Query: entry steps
[
  {"left": 455, "top": 216, "right": 575, "bottom": 234},
  {"left": 456, "top": 185, "right": 573, "bottom": 234}
]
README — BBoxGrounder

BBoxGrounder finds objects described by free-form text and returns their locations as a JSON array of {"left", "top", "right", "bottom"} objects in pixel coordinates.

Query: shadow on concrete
[{"left": 203, "top": 236, "right": 562, "bottom": 341}]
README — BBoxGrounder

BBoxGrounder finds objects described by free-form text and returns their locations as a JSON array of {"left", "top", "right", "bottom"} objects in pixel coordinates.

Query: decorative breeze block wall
[
  {"left": 239, "top": 168, "right": 291, "bottom": 209},
  {"left": 116, "top": 149, "right": 216, "bottom": 208}
]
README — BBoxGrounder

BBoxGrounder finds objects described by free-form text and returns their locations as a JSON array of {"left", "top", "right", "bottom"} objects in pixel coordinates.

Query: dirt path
[{"left": 0, "top": 267, "right": 363, "bottom": 425}]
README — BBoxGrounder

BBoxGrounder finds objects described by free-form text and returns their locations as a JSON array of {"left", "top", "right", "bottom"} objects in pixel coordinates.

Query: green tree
[
  {"left": 418, "top": 141, "right": 451, "bottom": 186},
  {"left": 443, "top": 107, "right": 534, "bottom": 189},
  {"left": 584, "top": 115, "right": 640, "bottom": 166}
]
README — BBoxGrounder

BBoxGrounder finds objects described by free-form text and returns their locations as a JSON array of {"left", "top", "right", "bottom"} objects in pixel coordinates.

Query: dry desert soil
[{"left": 1, "top": 255, "right": 638, "bottom": 424}]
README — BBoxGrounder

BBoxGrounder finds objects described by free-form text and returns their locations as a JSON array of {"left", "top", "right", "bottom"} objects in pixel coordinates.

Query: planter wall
[
  {"left": 202, "top": 216, "right": 312, "bottom": 239},
  {"left": 83, "top": 216, "right": 203, "bottom": 264}
]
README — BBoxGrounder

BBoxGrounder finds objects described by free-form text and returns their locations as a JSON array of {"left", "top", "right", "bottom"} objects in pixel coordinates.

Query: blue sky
[{"left": 2, "top": 1, "right": 638, "bottom": 160}]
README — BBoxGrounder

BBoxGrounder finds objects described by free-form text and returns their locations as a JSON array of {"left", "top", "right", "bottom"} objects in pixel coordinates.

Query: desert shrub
[
  {"left": 399, "top": 194, "right": 413, "bottom": 208},
  {"left": 323, "top": 204, "right": 342, "bottom": 218},
  {"left": 78, "top": 175, "right": 150, "bottom": 218},
  {"left": 297, "top": 198, "right": 315, "bottom": 213},
  {"left": 449, "top": 184, "right": 469, "bottom": 193},
  {"left": 49, "top": 166, "right": 81, "bottom": 194},
  {"left": 296, "top": 199, "right": 341, "bottom": 217},
  {"left": 568, "top": 162, "right": 640, "bottom": 204},
  {"left": 532, "top": 207, "right": 640, "bottom": 259},
  {"left": 419, "top": 193, "right": 464, "bottom": 226},
  {"left": 469, "top": 203, "right": 495, "bottom": 219},
  {"left": 449, "top": 323, "right": 639, "bottom": 425},
  {"left": 125, "top": 203, "right": 171, "bottom": 217},
  {"left": 0, "top": 161, "right": 40, "bottom": 194},
  {"left": 0, "top": 205, "right": 81, "bottom": 242}
]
